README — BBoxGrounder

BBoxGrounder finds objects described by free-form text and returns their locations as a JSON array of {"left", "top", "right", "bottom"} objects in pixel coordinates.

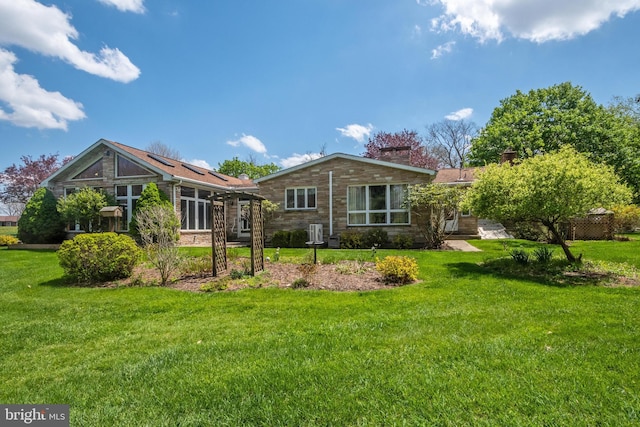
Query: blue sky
[{"left": 1, "top": 0, "right": 639, "bottom": 172}]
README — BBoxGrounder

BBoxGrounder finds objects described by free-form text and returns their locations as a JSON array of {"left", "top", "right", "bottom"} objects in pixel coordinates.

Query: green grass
[{"left": 1, "top": 240, "right": 640, "bottom": 425}]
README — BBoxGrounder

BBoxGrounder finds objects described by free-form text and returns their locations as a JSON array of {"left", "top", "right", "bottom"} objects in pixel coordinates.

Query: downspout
[{"left": 329, "top": 171, "right": 333, "bottom": 236}]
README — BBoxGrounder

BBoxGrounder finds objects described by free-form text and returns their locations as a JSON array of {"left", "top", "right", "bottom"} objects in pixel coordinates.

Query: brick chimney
[
  {"left": 378, "top": 146, "right": 412, "bottom": 166},
  {"left": 500, "top": 148, "right": 517, "bottom": 165}
]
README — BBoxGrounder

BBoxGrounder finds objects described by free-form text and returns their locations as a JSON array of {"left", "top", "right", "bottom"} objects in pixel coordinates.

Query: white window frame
[
  {"left": 115, "top": 184, "right": 146, "bottom": 231},
  {"left": 180, "top": 186, "right": 211, "bottom": 231},
  {"left": 347, "top": 183, "right": 410, "bottom": 226},
  {"left": 285, "top": 187, "right": 317, "bottom": 210}
]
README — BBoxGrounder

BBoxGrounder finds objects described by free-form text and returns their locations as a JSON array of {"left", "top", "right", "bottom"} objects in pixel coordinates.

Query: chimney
[
  {"left": 378, "top": 146, "right": 412, "bottom": 166},
  {"left": 500, "top": 148, "right": 517, "bottom": 165}
]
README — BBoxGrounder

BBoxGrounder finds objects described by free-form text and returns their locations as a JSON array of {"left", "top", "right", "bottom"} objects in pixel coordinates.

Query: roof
[
  {"left": 42, "top": 139, "right": 257, "bottom": 191},
  {"left": 254, "top": 152, "right": 435, "bottom": 183},
  {"left": 433, "top": 167, "right": 482, "bottom": 185},
  {"left": 0, "top": 216, "right": 19, "bottom": 222}
]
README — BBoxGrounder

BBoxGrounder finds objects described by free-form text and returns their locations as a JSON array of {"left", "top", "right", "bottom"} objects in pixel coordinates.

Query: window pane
[
  {"left": 390, "top": 185, "right": 406, "bottom": 209},
  {"left": 369, "top": 185, "right": 386, "bottom": 210},
  {"left": 369, "top": 212, "right": 387, "bottom": 224},
  {"left": 73, "top": 159, "right": 103, "bottom": 179},
  {"left": 65, "top": 188, "right": 77, "bottom": 197},
  {"left": 348, "top": 186, "right": 365, "bottom": 210},
  {"left": 182, "top": 186, "right": 195, "bottom": 198},
  {"left": 198, "top": 189, "right": 211, "bottom": 200},
  {"left": 286, "top": 189, "right": 295, "bottom": 209},
  {"left": 198, "top": 201, "right": 205, "bottom": 230},
  {"left": 296, "top": 189, "right": 305, "bottom": 208},
  {"left": 131, "top": 185, "right": 143, "bottom": 197},
  {"left": 188, "top": 200, "right": 196, "bottom": 230},
  {"left": 348, "top": 213, "right": 366, "bottom": 225},
  {"left": 181, "top": 200, "right": 188, "bottom": 229},
  {"left": 390, "top": 212, "right": 409, "bottom": 224},
  {"left": 205, "top": 203, "right": 212, "bottom": 229},
  {"left": 307, "top": 188, "right": 316, "bottom": 208},
  {"left": 116, "top": 186, "right": 127, "bottom": 197},
  {"left": 117, "top": 155, "right": 150, "bottom": 177}
]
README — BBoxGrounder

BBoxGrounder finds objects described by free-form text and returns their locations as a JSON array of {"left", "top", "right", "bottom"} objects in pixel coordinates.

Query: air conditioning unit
[{"left": 308, "top": 223, "right": 323, "bottom": 244}]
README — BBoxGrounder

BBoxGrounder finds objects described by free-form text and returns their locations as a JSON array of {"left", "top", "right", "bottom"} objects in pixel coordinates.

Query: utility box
[{"left": 308, "top": 224, "right": 323, "bottom": 244}]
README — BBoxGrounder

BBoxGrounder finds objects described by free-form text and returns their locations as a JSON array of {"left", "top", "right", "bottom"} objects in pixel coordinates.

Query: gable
[{"left": 72, "top": 159, "right": 103, "bottom": 180}]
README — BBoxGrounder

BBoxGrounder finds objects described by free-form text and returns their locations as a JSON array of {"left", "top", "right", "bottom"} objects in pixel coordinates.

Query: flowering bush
[
  {"left": 0, "top": 235, "right": 19, "bottom": 246},
  {"left": 375, "top": 255, "right": 418, "bottom": 285}
]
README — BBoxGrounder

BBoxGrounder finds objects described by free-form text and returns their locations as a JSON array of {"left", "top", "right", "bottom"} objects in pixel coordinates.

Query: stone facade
[{"left": 256, "top": 154, "right": 435, "bottom": 247}]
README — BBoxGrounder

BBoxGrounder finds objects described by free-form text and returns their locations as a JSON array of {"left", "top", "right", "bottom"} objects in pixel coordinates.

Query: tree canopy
[
  {"left": 363, "top": 129, "right": 439, "bottom": 169},
  {"left": 464, "top": 147, "right": 632, "bottom": 262},
  {"left": 17, "top": 188, "right": 66, "bottom": 244},
  {"left": 469, "top": 82, "right": 640, "bottom": 200},
  {"left": 424, "top": 119, "right": 478, "bottom": 168},
  {"left": 217, "top": 157, "right": 281, "bottom": 179},
  {"left": 57, "top": 187, "right": 109, "bottom": 232}
]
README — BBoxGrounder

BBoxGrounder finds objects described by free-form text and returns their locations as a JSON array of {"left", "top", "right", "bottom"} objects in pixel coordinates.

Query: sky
[{"left": 1, "top": 0, "right": 639, "bottom": 172}]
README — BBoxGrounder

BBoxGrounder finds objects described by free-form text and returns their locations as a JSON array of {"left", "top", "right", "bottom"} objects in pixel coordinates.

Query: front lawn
[{"left": 1, "top": 241, "right": 639, "bottom": 425}]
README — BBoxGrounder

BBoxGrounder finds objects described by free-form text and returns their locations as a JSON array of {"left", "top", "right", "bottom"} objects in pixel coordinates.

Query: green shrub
[
  {"left": 612, "top": 204, "right": 640, "bottom": 233},
  {"left": 532, "top": 246, "right": 554, "bottom": 264},
  {"left": 57, "top": 187, "right": 109, "bottom": 232},
  {"left": 290, "top": 229, "right": 308, "bottom": 248},
  {"left": 271, "top": 231, "right": 290, "bottom": 248},
  {"left": 509, "top": 248, "right": 530, "bottom": 265},
  {"left": 129, "top": 183, "right": 172, "bottom": 239},
  {"left": 57, "top": 233, "right": 141, "bottom": 283},
  {"left": 18, "top": 188, "right": 66, "bottom": 244},
  {"left": 201, "top": 279, "right": 229, "bottom": 292},
  {"left": 363, "top": 229, "right": 388, "bottom": 248},
  {"left": 291, "top": 278, "right": 310, "bottom": 289},
  {"left": 375, "top": 256, "right": 418, "bottom": 284},
  {"left": 340, "top": 231, "right": 364, "bottom": 249},
  {"left": 0, "top": 235, "right": 19, "bottom": 246},
  {"left": 392, "top": 234, "right": 414, "bottom": 249}
]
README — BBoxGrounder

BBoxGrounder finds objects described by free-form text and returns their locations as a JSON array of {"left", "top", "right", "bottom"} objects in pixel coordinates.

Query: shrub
[
  {"left": 18, "top": 188, "right": 66, "bottom": 244},
  {"left": 612, "top": 204, "right": 640, "bottom": 233},
  {"left": 135, "top": 204, "right": 181, "bottom": 286},
  {"left": 340, "top": 231, "right": 364, "bottom": 249},
  {"left": 181, "top": 255, "right": 212, "bottom": 277},
  {"left": 363, "top": 229, "right": 388, "bottom": 249},
  {"left": 509, "top": 248, "right": 530, "bottom": 265},
  {"left": 291, "top": 278, "right": 310, "bottom": 289},
  {"left": 532, "top": 246, "right": 554, "bottom": 264},
  {"left": 375, "top": 256, "right": 419, "bottom": 285},
  {"left": 271, "top": 231, "right": 290, "bottom": 248},
  {"left": 392, "top": 234, "right": 414, "bottom": 249},
  {"left": 297, "top": 262, "right": 317, "bottom": 284},
  {"left": 290, "top": 229, "right": 308, "bottom": 248},
  {"left": 0, "top": 235, "right": 19, "bottom": 246},
  {"left": 58, "top": 233, "right": 141, "bottom": 283},
  {"left": 57, "top": 187, "right": 108, "bottom": 232},
  {"left": 129, "top": 183, "right": 172, "bottom": 239}
]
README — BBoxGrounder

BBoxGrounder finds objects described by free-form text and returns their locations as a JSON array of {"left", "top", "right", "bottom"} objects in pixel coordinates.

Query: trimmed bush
[
  {"left": 392, "top": 234, "right": 414, "bottom": 249},
  {"left": 58, "top": 233, "right": 141, "bottom": 283},
  {"left": 375, "top": 256, "right": 419, "bottom": 285},
  {"left": 363, "top": 229, "right": 388, "bottom": 249},
  {"left": 340, "top": 231, "right": 364, "bottom": 249},
  {"left": 271, "top": 231, "right": 290, "bottom": 248},
  {"left": 290, "top": 229, "right": 308, "bottom": 248},
  {"left": 18, "top": 188, "right": 66, "bottom": 244}
]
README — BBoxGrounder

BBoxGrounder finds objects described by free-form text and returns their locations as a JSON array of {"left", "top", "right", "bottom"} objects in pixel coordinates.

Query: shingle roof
[{"left": 433, "top": 167, "right": 482, "bottom": 184}]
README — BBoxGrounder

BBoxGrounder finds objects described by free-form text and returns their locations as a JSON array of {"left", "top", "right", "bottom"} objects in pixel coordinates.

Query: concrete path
[{"left": 444, "top": 240, "right": 482, "bottom": 252}]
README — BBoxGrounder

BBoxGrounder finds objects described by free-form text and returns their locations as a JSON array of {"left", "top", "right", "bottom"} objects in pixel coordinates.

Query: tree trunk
[{"left": 542, "top": 220, "right": 577, "bottom": 263}]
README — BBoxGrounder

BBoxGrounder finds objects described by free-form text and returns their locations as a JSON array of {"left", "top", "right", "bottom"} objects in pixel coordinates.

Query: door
[
  {"left": 237, "top": 201, "right": 251, "bottom": 239},
  {"left": 444, "top": 208, "right": 459, "bottom": 233}
]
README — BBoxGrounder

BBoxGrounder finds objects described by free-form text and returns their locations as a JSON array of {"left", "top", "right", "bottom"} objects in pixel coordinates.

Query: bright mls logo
[{"left": 1, "top": 405, "right": 69, "bottom": 426}]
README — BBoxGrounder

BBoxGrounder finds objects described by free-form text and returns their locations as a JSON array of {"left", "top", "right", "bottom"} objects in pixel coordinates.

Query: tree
[
  {"left": 146, "top": 141, "right": 181, "bottom": 160},
  {"left": 0, "top": 154, "right": 62, "bottom": 214},
  {"left": 17, "top": 188, "right": 66, "bottom": 244},
  {"left": 469, "top": 82, "right": 640, "bottom": 199},
  {"left": 135, "top": 204, "right": 181, "bottom": 286},
  {"left": 405, "top": 183, "right": 464, "bottom": 249},
  {"left": 363, "top": 129, "right": 439, "bottom": 169},
  {"left": 129, "top": 183, "right": 172, "bottom": 239},
  {"left": 425, "top": 119, "right": 478, "bottom": 168},
  {"left": 464, "top": 147, "right": 632, "bottom": 262},
  {"left": 57, "top": 187, "right": 108, "bottom": 232},
  {"left": 217, "top": 157, "right": 281, "bottom": 179}
]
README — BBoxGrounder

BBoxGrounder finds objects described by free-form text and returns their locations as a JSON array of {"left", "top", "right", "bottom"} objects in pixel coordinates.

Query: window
[
  {"left": 347, "top": 184, "right": 409, "bottom": 226},
  {"left": 116, "top": 155, "right": 152, "bottom": 177},
  {"left": 73, "top": 159, "right": 103, "bottom": 180},
  {"left": 115, "top": 184, "right": 145, "bottom": 231},
  {"left": 285, "top": 187, "right": 316, "bottom": 210},
  {"left": 180, "top": 186, "right": 211, "bottom": 230}
]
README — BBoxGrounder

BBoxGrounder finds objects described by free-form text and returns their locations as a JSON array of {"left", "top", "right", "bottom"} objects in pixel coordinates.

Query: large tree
[
  {"left": 464, "top": 147, "right": 632, "bottom": 262},
  {"left": 363, "top": 129, "right": 439, "bottom": 169},
  {"left": 424, "top": 119, "right": 478, "bottom": 168},
  {"left": 217, "top": 157, "right": 281, "bottom": 179},
  {"left": 146, "top": 141, "right": 181, "bottom": 160},
  {"left": 469, "top": 82, "right": 640, "bottom": 199},
  {"left": 0, "top": 154, "right": 63, "bottom": 213}
]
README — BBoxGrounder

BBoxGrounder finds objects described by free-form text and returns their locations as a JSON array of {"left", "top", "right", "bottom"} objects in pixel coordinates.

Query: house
[
  {"left": 432, "top": 167, "right": 481, "bottom": 238},
  {"left": 41, "top": 139, "right": 258, "bottom": 245},
  {"left": 254, "top": 152, "right": 436, "bottom": 247},
  {"left": 0, "top": 216, "right": 19, "bottom": 226}
]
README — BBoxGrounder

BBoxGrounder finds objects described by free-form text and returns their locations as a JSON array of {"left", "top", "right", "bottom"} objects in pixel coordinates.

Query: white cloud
[
  {"left": 97, "top": 0, "right": 145, "bottom": 14},
  {"left": 445, "top": 107, "right": 473, "bottom": 120},
  {"left": 188, "top": 159, "right": 212, "bottom": 170},
  {"left": 0, "top": 0, "right": 140, "bottom": 82},
  {"left": 280, "top": 153, "right": 323, "bottom": 169},
  {"left": 431, "top": 41, "right": 456, "bottom": 59},
  {"left": 336, "top": 123, "right": 374, "bottom": 143},
  {"left": 430, "top": 0, "right": 640, "bottom": 43},
  {"left": 227, "top": 134, "right": 268, "bottom": 154},
  {"left": 0, "top": 48, "right": 85, "bottom": 130}
]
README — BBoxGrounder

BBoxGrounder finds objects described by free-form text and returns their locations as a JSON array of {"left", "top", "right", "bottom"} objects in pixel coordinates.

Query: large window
[
  {"left": 116, "top": 155, "right": 152, "bottom": 177},
  {"left": 180, "top": 186, "right": 211, "bottom": 230},
  {"left": 285, "top": 187, "right": 316, "bottom": 210},
  {"left": 116, "top": 184, "right": 144, "bottom": 231},
  {"left": 73, "top": 159, "right": 103, "bottom": 180},
  {"left": 347, "top": 184, "right": 409, "bottom": 225}
]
